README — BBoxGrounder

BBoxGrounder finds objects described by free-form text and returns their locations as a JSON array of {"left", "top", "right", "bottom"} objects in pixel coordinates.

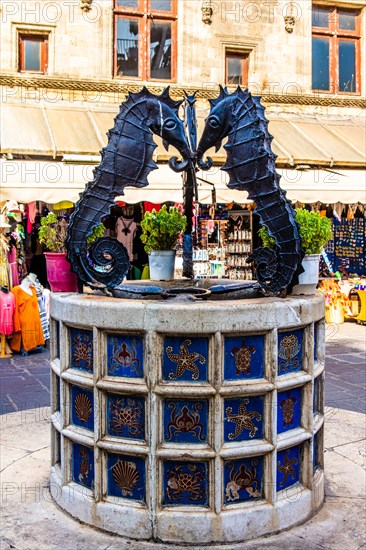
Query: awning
[
  {"left": 1, "top": 159, "right": 365, "bottom": 204},
  {"left": 1, "top": 100, "right": 365, "bottom": 167}
]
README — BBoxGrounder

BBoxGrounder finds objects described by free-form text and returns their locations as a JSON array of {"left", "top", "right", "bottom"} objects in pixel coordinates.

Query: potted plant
[
  {"left": 258, "top": 208, "right": 332, "bottom": 294},
  {"left": 39, "top": 212, "right": 106, "bottom": 292},
  {"left": 140, "top": 205, "right": 187, "bottom": 281}
]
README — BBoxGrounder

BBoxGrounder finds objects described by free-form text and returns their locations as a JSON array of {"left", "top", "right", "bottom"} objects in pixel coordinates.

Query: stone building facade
[{"left": 0, "top": 0, "right": 365, "bottom": 203}]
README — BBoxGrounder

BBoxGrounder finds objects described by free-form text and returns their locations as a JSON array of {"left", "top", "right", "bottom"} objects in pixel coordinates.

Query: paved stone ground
[{"left": 1, "top": 321, "right": 365, "bottom": 416}]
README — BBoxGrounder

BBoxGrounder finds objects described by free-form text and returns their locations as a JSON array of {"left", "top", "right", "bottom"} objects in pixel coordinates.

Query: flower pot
[
  {"left": 44, "top": 252, "right": 78, "bottom": 292},
  {"left": 148, "top": 250, "right": 176, "bottom": 281},
  {"left": 291, "top": 254, "right": 320, "bottom": 296}
]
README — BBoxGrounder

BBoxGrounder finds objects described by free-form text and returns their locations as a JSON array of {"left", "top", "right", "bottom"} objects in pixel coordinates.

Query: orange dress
[{"left": 10, "top": 286, "right": 45, "bottom": 352}]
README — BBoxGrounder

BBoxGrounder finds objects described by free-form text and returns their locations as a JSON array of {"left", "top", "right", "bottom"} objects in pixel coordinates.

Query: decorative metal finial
[
  {"left": 201, "top": 1, "right": 213, "bottom": 24},
  {"left": 80, "top": 0, "right": 93, "bottom": 12}
]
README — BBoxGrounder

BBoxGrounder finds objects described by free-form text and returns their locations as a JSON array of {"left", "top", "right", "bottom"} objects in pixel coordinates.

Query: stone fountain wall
[{"left": 49, "top": 293, "right": 325, "bottom": 544}]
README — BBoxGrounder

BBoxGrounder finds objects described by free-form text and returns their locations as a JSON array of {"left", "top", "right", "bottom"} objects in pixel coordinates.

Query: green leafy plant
[
  {"left": 86, "top": 223, "right": 105, "bottom": 245},
  {"left": 38, "top": 212, "right": 67, "bottom": 253},
  {"left": 140, "top": 205, "right": 187, "bottom": 254},
  {"left": 258, "top": 208, "right": 332, "bottom": 254}
]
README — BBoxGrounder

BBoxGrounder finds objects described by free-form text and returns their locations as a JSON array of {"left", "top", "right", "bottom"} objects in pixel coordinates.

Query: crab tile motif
[
  {"left": 71, "top": 385, "right": 94, "bottom": 431},
  {"left": 107, "top": 394, "right": 145, "bottom": 440},
  {"left": 224, "top": 457, "right": 263, "bottom": 503},
  {"left": 278, "top": 329, "right": 303, "bottom": 375},
  {"left": 163, "top": 337, "right": 208, "bottom": 382},
  {"left": 163, "top": 399, "right": 208, "bottom": 443},
  {"left": 277, "top": 447, "right": 300, "bottom": 490},
  {"left": 224, "top": 335, "right": 265, "bottom": 380},
  {"left": 224, "top": 396, "right": 264, "bottom": 442},
  {"left": 70, "top": 328, "right": 93, "bottom": 372},
  {"left": 107, "top": 334, "right": 143, "bottom": 378},
  {"left": 163, "top": 461, "right": 208, "bottom": 506},
  {"left": 72, "top": 443, "right": 94, "bottom": 490},
  {"left": 108, "top": 453, "right": 145, "bottom": 502},
  {"left": 277, "top": 387, "right": 301, "bottom": 434}
]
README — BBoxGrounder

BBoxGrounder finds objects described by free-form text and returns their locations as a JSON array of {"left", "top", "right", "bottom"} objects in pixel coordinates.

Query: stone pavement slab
[{"left": 0, "top": 405, "right": 365, "bottom": 550}]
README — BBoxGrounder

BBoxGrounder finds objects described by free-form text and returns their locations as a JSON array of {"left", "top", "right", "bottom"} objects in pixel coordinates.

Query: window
[
  {"left": 225, "top": 52, "right": 249, "bottom": 86},
  {"left": 19, "top": 34, "right": 48, "bottom": 73},
  {"left": 114, "top": 0, "right": 177, "bottom": 81},
  {"left": 312, "top": 5, "right": 361, "bottom": 93}
]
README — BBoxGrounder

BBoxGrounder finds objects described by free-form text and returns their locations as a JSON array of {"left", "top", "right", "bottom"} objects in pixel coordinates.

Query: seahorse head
[
  {"left": 196, "top": 86, "right": 250, "bottom": 169},
  {"left": 145, "top": 87, "right": 193, "bottom": 172}
]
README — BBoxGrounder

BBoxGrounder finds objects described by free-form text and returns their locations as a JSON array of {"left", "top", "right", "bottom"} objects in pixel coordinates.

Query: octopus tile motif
[
  {"left": 70, "top": 328, "right": 93, "bottom": 372},
  {"left": 224, "top": 396, "right": 264, "bottom": 442},
  {"left": 278, "top": 329, "right": 303, "bottom": 375},
  {"left": 224, "top": 335, "right": 265, "bottom": 380},
  {"left": 107, "top": 334, "right": 144, "bottom": 378},
  {"left": 277, "top": 387, "right": 301, "bottom": 434},
  {"left": 71, "top": 385, "right": 94, "bottom": 431},
  {"left": 163, "top": 399, "right": 208, "bottom": 444},
  {"left": 107, "top": 453, "right": 145, "bottom": 502},
  {"left": 277, "top": 446, "right": 300, "bottom": 491},
  {"left": 72, "top": 443, "right": 94, "bottom": 490},
  {"left": 163, "top": 461, "right": 208, "bottom": 507},
  {"left": 107, "top": 394, "right": 145, "bottom": 440},
  {"left": 224, "top": 456, "right": 263, "bottom": 504},
  {"left": 163, "top": 337, "right": 208, "bottom": 382}
]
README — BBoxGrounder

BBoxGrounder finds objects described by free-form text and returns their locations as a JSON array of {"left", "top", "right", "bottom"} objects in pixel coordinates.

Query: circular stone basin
[{"left": 49, "top": 292, "right": 325, "bottom": 544}]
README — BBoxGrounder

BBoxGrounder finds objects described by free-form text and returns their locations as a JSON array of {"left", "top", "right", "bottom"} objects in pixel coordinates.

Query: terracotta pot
[{"left": 44, "top": 252, "right": 78, "bottom": 292}]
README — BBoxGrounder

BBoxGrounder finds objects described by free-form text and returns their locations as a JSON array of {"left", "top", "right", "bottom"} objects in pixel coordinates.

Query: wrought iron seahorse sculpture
[
  {"left": 66, "top": 87, "right": 192, "bottom": 288},
  {"left": 196, "top": 86, "right": 303, "bottom": 295}
]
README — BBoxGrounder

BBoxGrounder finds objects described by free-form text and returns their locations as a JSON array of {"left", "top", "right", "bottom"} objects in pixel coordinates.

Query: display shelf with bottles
[{"left": 224, "top": 210, "right": 253, "bottom": 280}]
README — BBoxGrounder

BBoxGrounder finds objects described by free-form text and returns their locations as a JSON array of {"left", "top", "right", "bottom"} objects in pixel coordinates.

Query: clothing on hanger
[
  {"left": 0, "top": 287, "right": 15, "bottom": 336},
  {"left": 115, "top": 216, "right": 137, "bottom": 261},
  {"left": 10, "top": 285, "right": 45, "bottom": 352}
]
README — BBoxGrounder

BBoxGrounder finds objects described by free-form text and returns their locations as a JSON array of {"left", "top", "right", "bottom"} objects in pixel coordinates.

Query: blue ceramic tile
[
  {"left": 224, "top": 396, "right": 264, "bottom": 442},
  {"left": 224, "top": 335, "right": 265, "bottom": 380},
  {"left": 70, "top": 328, "right": 93, "bottom": 372},
  {"left": 277, "top": 445, "right": 300, "bottom": 491},
  {"left": 163, "top": 399, "right": 208, "bottom": 444},
  {"left": 107, "top": 453, "right": 145, "bottom": 502},
  {"left": 71, "top": 385, "right": 94, "bottom": 431},
  {"left": 163, "top": 337, "right": 208, "bottom": 382},
  {"left": 107, "top": 394, "right": 145, "bottom": 440},
  {"left": 223, "top": 456, "right": 263, "bottom": 504},
  {"left": 72, "top": 443, "right": 94, "bottom": 489},
  {"left": 277, "top": 387, "right": 301, "bottom": 434},
  {"left": 107, "top": 334, "right": 144, "bottom": 378},
  {"left": 313, "top": 430, "right": 322, "bottom": 470},
  {"left": 278, "top": 329, "right": 303, "bottom": 375},
  {"left": 163, "top": 461, "right": 208, "bottom": 506}
]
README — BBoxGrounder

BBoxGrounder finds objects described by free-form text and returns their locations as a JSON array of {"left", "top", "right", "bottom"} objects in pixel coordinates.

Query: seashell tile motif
[
  {"left": 71, "top": 385, "right": 94, "bottom": 431},
  {"left": 107, "top": 453, "right": 145, "bottom": 502}
]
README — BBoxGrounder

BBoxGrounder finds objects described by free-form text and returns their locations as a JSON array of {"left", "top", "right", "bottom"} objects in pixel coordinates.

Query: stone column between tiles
[{"left": 49, "top": 293, "right": 325, "bottom": 545}]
